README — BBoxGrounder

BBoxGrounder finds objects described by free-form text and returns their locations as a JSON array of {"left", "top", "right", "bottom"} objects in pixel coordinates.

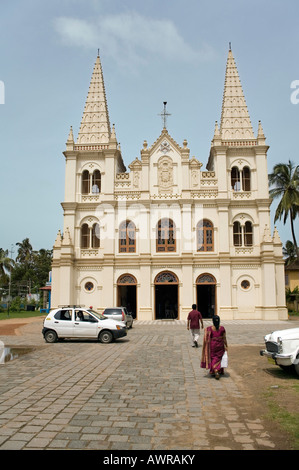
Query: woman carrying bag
[{"left": 201, "top": 315, "right": 228, "bottom": 379}]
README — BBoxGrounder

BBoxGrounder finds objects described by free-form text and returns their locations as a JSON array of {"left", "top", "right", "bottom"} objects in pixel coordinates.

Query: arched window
[
  {"left": 82, "top": 170, "right": 90, "bottom": 194},
  {"left": 231, "top": 167, "right": 241, "bottom": 191},
  {"left": 91, "top": 223, "right": 100, "bottom": 248},
  {"left": 242, "top": 166, "right": 251, "bottom": 191},
  {"left": 233, "top": 221, "right": 253, "bottom": 247},
  {"left": 81, "top": 224, "right": 89, "bottom": 248},
  {"left": 156, "top": 218, "right": 176, "bottom": 252},
  {"left": 244, "top": 221, "right": 253, "bottom": 246},
  {"left": 119, "top": 220, "right": 136, "bottom": 253},
  {"left": 233, "top": 221, "right": 242, "bottom": 246},
  {"left": 197, "top": 220, "right": 214, "bottom": 251},
  {"left": 92, "top": 170, "right": 101, "bottom": 193},
  {"left": 231, "top": 166, "right": 251, "bottom": 191}
]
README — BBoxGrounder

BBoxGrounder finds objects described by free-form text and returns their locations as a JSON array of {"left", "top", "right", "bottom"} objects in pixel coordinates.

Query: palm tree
[
  {"left": 283, "top": 240, "right": 297, "bottom": 265},
  {"left": 268, "top": 160, "right": 299, "bottom": 256},
  {"left": 16, "top": 238, "right": 33, "bottom": 266},
  {"left": 0, "top": 248, "right": 14, "bottom": 282}
]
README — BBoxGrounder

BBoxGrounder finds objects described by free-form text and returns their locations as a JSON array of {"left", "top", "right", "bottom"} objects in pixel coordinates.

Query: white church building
[{"left": 51, "top": 47, "right": 287, "bottom": 321}]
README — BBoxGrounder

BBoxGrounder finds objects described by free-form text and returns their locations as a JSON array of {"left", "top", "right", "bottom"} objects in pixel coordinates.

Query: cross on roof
[{"left": 159, "top": 101, "right": 171, "bottom": 129}]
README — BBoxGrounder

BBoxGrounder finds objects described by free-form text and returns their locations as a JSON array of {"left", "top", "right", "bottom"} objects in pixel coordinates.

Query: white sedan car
[
  {"left": 260, "top": 327, "right": 299, "bottom": 376},
  {"left": 42, "top": 307, "right": 127, "bottom": 344}
]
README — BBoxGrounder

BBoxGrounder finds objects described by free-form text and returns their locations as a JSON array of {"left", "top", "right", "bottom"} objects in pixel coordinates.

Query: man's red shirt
[{"left": 187, "top": 309, "right": 203, "bottom": 329}]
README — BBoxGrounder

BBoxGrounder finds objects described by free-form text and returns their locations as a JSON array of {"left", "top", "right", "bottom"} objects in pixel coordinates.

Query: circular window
[
  {"left": 85, "top": 281, "right": 94, "bottom": 292},
  {"left": 241, "top": 280, "right": 250, "bottom": 290}
]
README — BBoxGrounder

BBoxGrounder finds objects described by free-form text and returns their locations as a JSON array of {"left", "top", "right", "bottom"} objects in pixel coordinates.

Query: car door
[
  {"left": 53, "top": 309, "right": 74, "bottom": 337},
  {"left": 73, "top": 309, "right": 99, "bottom": 338}
]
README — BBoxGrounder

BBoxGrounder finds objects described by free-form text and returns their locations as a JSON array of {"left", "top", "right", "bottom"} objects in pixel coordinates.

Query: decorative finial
[
  {"left": 97, "top": 48, "right": 100, "bottom": 57},
  {"left": 229, "top": 42, "right": 231, "bottom": 51},
  {"left": 158, "top": 101, "right": 171, "bottom": 129}
]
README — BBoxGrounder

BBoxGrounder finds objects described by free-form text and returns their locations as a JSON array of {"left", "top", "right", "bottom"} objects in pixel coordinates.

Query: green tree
[
  {"left": 16, "top": 238, "right": 33, "bottom": 266},
  {"left": 0, "top": 248, "right": 14, "bottom": 284},
  {"left": 268, "top": 160, "right": 299, "bottom": 256},
  {"left": 283, "top": 240, "right": 297, "bottom": 265},
  {"left": 32, "top": 249, "right": 53, "bottom": 290},
  {"left": 12, "top": 240, "right": 53, "bottom": 296}
]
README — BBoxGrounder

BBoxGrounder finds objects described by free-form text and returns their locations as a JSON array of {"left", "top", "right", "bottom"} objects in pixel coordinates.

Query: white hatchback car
[
  {"left": 260, "top": 327, "right": 299, "bottom": 376},
  {"left": 42, "top": 307, "right": 127, "bottom": 344}
]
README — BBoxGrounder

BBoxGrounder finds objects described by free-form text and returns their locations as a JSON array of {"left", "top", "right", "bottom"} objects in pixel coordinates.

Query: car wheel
[
  {"left": 294, "top": 362, "right": 299, "bottom": 376},
  {"left": 99, "top": 330, "right": 113, "bottom": 344},
  {"left": 44, "top": 330, "right": 58, "bottom": 343}
]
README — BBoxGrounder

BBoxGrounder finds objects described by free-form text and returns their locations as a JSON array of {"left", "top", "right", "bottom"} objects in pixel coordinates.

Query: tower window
[
  {"left": 81, "top": 223, "right": 89, "bottom": 248},
  {"left": 231, "top": 167, "right": 241, "bottom": 191},
  {"left": 233, "top": 221, "right": 253, "bottom": 247},
  {"left": 231, "top": 166, "right": 251, "bottom": 191},
  {"left": 92, "top": 223, "right": 100, "bottom": 248},
  {"left": 242, "top": 166, "right": 251, "bottom": 191},
  {"left": 244, "top": 221, "right": 253, "bottom": 246},
  {"left": 81, "top": 223, "right": 100, "bottom": 248},
  {"left": 82, "top": 170, "right": 90, "bottom": 194},
  {"left": 82, "top": 169, "right": 101, "bottom": 194},
  {"left": 92, "top": 170, "right": 101, "bottom": 193}
]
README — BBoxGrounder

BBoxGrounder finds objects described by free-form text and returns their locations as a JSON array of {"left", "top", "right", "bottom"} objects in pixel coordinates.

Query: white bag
[{"left": 220, "top": 351, "right": 228, "bottom": 368}]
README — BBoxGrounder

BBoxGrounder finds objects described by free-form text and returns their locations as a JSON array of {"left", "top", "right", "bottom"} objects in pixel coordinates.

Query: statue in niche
[
  {"left": 158, "top": 156, "right": 173, "bottom": 194},
  {"left": 192, "top": 170, "right": 198, "bottom": 187},
  {"left": 133, "top": 171, "right": 140, "bottom": 188}
]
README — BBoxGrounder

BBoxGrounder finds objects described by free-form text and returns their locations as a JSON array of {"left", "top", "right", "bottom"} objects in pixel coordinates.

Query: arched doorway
[
  {"left": 117, "top": 274, "right": 137, "bottom": 319},
  {"left": 196, "top": 274, "right": 216, "bottom": 318},
  {"left": 154, "top": 271, "right": 179, "bottom": 320}
]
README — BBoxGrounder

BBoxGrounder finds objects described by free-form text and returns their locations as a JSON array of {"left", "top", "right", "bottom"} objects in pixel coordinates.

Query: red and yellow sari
[{"left": 201, "top": 325, "right": 226, "bottom": 375}]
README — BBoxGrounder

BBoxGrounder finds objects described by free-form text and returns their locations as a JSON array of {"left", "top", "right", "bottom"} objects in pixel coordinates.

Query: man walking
[{"left": 187, "top": 304, "right": 204, "bottom": 347}]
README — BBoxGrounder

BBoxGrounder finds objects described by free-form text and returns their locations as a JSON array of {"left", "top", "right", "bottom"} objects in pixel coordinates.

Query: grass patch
[
  {"left": 0, "top": 311, "right": 45, "bottom": 321},
  {"left": 265, "top": 386, "right": 299, "bottom": 450}
]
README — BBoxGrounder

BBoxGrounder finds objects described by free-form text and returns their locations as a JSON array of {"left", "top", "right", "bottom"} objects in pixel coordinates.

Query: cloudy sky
[{"left": 1, "top": 0, "right": 298, "bottom": 255}]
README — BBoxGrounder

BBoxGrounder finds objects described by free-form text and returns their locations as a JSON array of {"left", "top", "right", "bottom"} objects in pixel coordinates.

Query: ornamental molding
[
  {"left": 235, "top": 247, "right": 254, "bottom": 254},
  {"left": 115, "top": 191, "right": 141, "bottom": 200},
  {"left": 82, "top": 195, "right": 100, "bottom": 202},
  {"left": 231, "top": 264, "right": 259, "bottom": 269},
  {"left": 116, "top": 173, "right": 130, "bottom": 180},
  {"left": 191, "top": 190, "right": 218, "bottom": 199},
  {"left": 80, "top": 249, "right": 99, "bottom": 257},
  {"left": 232, "top": 192, "right": 252, "bottom": 199},
  {"left": 194, "top": 264, "right": 220, "bottom": 268},
  {"left": 115, "top": 181, "right": 131, "bottom": 188},
  {"left": 201, "top": 179, "right": 218, "bottom": 186},
  {"left": 201, "top": 171, "right": 216, "bottom": 178},
  {"left": 151, "top": 193, "right": 182, "bottom": 199},
  {"left": 76, "top": 266, "right": 103, "bottom": 271}
]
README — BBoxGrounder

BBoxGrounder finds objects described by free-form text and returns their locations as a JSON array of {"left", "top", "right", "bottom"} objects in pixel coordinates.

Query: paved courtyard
[{"left": 0, "top": 317, "right": 297, "bottom": 451}]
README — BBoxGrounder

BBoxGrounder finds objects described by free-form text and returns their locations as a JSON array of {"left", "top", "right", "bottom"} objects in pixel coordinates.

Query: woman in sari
[{"left": 201, "top": 315, "right": 228, "bottom": 379}]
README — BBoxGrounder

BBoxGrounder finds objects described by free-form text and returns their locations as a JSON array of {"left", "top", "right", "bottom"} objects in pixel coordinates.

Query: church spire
[
  {"left": 76, "top": 53, "right": 111, "bottom": 145},
  {"left": 220, "top": 47, "right": 255, "bottom": 140}
]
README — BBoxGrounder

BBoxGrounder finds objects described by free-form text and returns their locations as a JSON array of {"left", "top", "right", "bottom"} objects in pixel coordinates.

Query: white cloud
[{"left": 54, "top": 12, "right": 214, "bottom": 70}]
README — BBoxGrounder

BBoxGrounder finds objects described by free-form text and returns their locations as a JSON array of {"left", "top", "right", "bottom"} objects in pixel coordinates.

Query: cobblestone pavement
[{"left": 0, "top": 317, "right": 298, "bottom": 451}]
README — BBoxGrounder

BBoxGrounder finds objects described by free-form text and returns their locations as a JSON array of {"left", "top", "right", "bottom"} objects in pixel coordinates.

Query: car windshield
[{"left": 87, "top": 309, "right": 107, "bottom": 320}]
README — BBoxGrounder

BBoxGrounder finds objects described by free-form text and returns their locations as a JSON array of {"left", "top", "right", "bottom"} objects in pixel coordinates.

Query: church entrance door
[
  {"left": 196, "top": 274, "right": 216, "bottom": 319},
  {"left": 117, "top": 274, "right": 137, "bottom": 319},
  {"left": 154, "top": 271, "right": 179, "bottom": 320}
]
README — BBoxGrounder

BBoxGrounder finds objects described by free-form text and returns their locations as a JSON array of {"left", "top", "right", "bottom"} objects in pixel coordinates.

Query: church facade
[{"left": 51, "top": 48, "right": 287, "bottom": 321}]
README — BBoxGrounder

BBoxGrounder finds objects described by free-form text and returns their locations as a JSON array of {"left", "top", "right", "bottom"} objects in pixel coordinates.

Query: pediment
[
  {"left": 146, "top": 128, "right": 187, "bottom": 156},
  {"left": 189, "top": 156, "right": 203, "bottom": 169},
  {"left": 128, "top": 157, "right": 142, "bottom": 170}
]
